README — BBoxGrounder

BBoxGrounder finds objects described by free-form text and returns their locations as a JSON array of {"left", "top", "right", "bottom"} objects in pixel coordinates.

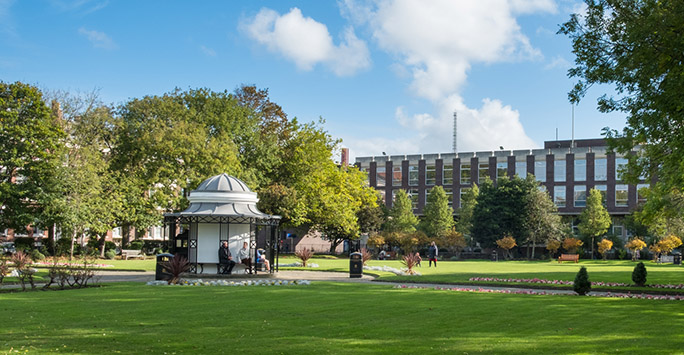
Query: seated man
[
  {"left": 218, "top": 241, "right": 236, "bottom": 274},
  {"left": 237, "top": 241, "right": 252, "bottom": 274}
]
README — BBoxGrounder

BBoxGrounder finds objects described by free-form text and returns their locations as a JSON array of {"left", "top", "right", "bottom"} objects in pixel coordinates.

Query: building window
[
  {"left": 409, "top": 165, "right": 419, "bottom": 186},
  {"left": 426, "top": 165, "right": 436, "bottom": 185},
  {"left": 392, "top": 166, "right": 402, "bottom": 186},
  {"left": 554, "top": 160, "right": 566, "bottom": 182},
  {"left": 460, "top": 163, "right": 471, "bottom": 185},
  {"left": 612, "top": 217, "right": 624, "bottom": 237},
  {"left": 534, "top": 161, "right": 546, "bottom": 182},
  {"left": 496, "top": 162, "right": 507, "bottom": 180},
  {"left": 376, "top": 166, "right": 386, "bottom": 187},
  {"left": 444, "top": 187, "right": 453, "bottom": 207},
  {"left": 574, "top": 159, "right": 586, "bottom": 181},
  {"left": 615, "top": 158, "right": 628, "bottom": 181},
  {"left": 554, "top": 186, "right": 566, "bottom": 208},
  {"left": 408, "top": 188, "right": 419, "bottom": 209},
  {"left": 637, "top": 184, "right": 649, "bottom": 206},
  {"left": 615, "top": 184, "right": 629, "bottom": 207},
  {"left": 515, "top": 161, "right": 526, "bottom": 178},
  {"left": 460, "top": 187, "right": 471, "bottom": 208},
  {"left": 443, "top": 164, "right": 453, "bottom": 185},
  {"left": 574, "top": 185, "right": 587, "bottom": 207},
  {"left": 594, "top": 158, "right": 607, "bottom": 181},
  {"left": 594, "top": 185, "right": 607, "bottom": 206},
  {"left": 478, "top": 163, "right": 489, "bottom": 183}
]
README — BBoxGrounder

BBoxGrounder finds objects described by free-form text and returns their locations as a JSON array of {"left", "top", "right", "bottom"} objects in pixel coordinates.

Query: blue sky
[{"left": 1, "top": 0, "right": 626, "bottom": 159}]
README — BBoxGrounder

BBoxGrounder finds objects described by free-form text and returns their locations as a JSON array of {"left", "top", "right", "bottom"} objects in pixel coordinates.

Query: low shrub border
[{"left": 468, "top": 276, "right": 684, "bottom": 289}]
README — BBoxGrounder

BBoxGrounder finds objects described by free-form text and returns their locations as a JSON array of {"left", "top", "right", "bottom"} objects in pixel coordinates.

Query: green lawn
[
  {"left": 282, "top": 257, "right": 684, "bottom": 289},
  {"left": 1, "top": 282, "right": 683, "bottom": 354}
]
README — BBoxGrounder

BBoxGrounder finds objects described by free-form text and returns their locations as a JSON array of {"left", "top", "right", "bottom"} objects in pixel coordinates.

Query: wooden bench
[
  {"left": 121, "top": 249, "right": 145, "bottom": 260},
  {"left": 558, "top": 254, "right": 579, "bottom": 263}
]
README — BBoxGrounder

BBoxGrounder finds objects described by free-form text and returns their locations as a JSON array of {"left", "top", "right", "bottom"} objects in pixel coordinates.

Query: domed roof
[
  {"left": 180, "top": 173, "right": 279, "bottom": 220},
  {"left": 194, "top": 173, "right": 251, "bottom": 193}
]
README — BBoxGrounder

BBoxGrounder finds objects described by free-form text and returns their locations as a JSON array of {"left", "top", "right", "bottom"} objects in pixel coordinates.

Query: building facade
[{"left": 355, "top": 139, "right": 651, "bottom": 240}]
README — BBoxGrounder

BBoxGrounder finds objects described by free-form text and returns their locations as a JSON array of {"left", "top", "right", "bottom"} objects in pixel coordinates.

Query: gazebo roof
[{"left": 175, "top": 173, "right": 280, "bottom": 221}]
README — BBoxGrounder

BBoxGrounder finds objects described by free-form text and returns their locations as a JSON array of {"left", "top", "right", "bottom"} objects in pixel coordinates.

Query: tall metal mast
[{"left": 453, "top": 111, "right": 457, "bottom": 153}]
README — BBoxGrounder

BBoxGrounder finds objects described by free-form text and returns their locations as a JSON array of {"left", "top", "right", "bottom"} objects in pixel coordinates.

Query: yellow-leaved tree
[
  {"left": 496, "top": 236, "right": 517, "bottom": 260},
  {"left": 597, "top": 239, "right": 613, "bottom": 260}
]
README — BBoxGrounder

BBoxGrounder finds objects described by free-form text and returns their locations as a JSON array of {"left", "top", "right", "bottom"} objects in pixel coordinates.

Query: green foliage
[
  {"left": 573, "top": 266, "right": 591, "bottom": 296},
  {"left": 13, "top": 237, "right": 35, "bottom": 252},
  {"left": 30, "top": 249, "right": 45, "bottom": 261},
  {"left": 105, "top": 250, "right": 117, "bottom": 260},
  {"left": 455, "top": 183, "right": 478, "bottom": 240},
  {"left": 0, "top": 82, "right": 67, "bottom": 231},
  {"left": 386, "top": 190, "right": 418, "bottom": 233},
  {"left": 420, "top": 186, "right": 454, "bottom": 238},
  {"left": 128, "top": 240, "right": 143, "bottom": 250},
  {"left": 524, "top": 186, "right": 564, "bottom": 259},
  {"left": 578, "top": 189, "right": 611, "bottom": 239},
  {"left": 471, "top": 176, "right": 536, "bottom": 248},
  {"left": 632, "top": 262, "right": 647, "bottom": 287},
  {"left": 560, "top": 0, "right": 684, "bottom": 190}
]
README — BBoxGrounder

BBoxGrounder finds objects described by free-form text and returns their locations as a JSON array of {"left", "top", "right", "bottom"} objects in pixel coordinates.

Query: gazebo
[{"left": 164, "top": 173, "right": 281, "bottom": 274}]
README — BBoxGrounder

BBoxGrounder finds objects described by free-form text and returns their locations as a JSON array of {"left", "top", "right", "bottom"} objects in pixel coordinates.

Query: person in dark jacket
[
  {"left": 218, "top": 241, "right": 236, "bottom": 274},
  {"left": 428, "top": 241, "right": 438, "bottom": 267}
]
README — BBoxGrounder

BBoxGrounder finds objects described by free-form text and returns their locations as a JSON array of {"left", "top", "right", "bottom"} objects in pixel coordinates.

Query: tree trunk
[
  {"left": 122, "top": 223, "right": 130, "bottom": 248},
  {"left": 47, "top": 224, "right": 56, "bottom": 257},
  {"left": 530, "top": 239, "right": 536, "bottom": 260},
  {"left": 69, "top": 230, "right": 76, "bottom": 261},
  {"left": 99, "top": 235, "right": 106, "bottom": 258}
]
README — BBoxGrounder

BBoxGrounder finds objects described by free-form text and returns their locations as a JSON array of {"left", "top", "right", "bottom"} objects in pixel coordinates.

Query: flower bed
[
  {"left": 147, "top": 279, "right": 311, "bottom": 286},
  {"left": 277, "top": 262, "right": 319, "bottom": 268},
  {"left": 468, "top": 277, "right": 684, "bottom": 289},
  {"left": 364, "top": 265, "right": 421, "bottom": 276},
  {"left": 394, "top": 285, "right": 684, "bottom": 301},
  {"left": 33, "top": 261, "right": 114, "bottom": 268}
]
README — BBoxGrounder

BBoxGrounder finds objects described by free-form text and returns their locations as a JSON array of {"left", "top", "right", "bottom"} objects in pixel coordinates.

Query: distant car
[{"left": 1, "top": 242, "right": 16, "bottom": 256}]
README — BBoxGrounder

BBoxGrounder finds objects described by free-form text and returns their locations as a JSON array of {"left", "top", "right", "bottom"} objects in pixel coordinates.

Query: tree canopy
[
  {"left": 560, "top": 0, "right": 684, "bottom": 189},
  {"left": 419, "top": 186, "right": 454, "bottom": 238}
]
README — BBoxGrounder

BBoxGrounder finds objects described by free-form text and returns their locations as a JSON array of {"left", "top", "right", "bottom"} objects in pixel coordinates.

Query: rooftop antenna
[
  {"left": 571, "top": 104, "right": 575, "bottom": 148},
  {"left": 452, "top": 111, "right": 458, "bottom": 153}
]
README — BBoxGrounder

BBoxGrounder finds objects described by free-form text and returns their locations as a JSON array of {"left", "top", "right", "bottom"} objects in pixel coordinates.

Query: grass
[
  {"left": 280, "top": 257, "right": 684, "bottom": 291},
  {"left": 1, "top": 282, "right": 683, "bottom": 354}
]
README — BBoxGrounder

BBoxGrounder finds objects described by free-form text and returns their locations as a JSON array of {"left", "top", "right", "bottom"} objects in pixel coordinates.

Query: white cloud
[
  {"left": 78, "top": 27, "right": 117, "bottom": 50},
  {"left": 241, "top": 7, "right": 370, "bottom": 76},
  {"left": 0, "top": 0, "right": 16, "bottom": 37},
  {"left": 544, "top": 55, "right": 571, "bottom": 70},
  {"left": 200, "top": 45, "right": 216, "bottom": 57},
  {"left": 339, "top": 0, "right": 552, "bottom": 155},
  {"left": 50, "top": 0, "right": 109, "bottom": 14}
]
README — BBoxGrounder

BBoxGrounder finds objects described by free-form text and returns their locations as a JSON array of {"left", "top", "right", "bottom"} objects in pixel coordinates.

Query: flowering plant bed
[
  {"left": 466, "top": 276, "right": 684, "bottom": 294},
  {"left": 394, "top": 284, "right": 684, "bottom": 301},
  {"left": 147, "top": 279, "right": 311, "bottom": 286},
  {"left": 33, "top": 261, "right": 115, "bottom": 268}
]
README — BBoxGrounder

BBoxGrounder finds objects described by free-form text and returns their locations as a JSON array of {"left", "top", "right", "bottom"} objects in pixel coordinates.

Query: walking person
[{"left": 428, "top": 241, "right": 438, "bottom": 267}]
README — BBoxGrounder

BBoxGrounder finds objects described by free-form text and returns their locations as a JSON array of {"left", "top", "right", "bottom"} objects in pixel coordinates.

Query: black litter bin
[
  {"left": 350, "top": 252, "right": 363, "bottom": 278},
  {"left": 156, "top": 253, "right": 174, "bottom": 281},
  {"left": 673, "top": 253, "right": 682, "bottom": 265},
  {"left": 491, "top": 250, "right": 498, "bottom": 262}
]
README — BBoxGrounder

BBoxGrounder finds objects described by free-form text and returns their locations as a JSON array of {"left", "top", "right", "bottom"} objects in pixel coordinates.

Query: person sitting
[
  {"left": 256, "top": 249, "right": 270, "bottom": 271},
  {"left": 218, "top": 241, "right": 236, "bottom": 274},
  {"left": 237, "top": 241, "right": 252, "bottom": 274}
]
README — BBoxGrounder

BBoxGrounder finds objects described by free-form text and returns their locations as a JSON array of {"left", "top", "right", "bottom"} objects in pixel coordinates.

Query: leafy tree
[
  {"left": 455, "top": 183, "right": 478, "bottom": 241},
  {"left": 524, "top": 186, "right": 564, "bottom": 259},
  {"left": 419, "top": 186, "right": 454, "bottom": 238},
  {"left": 563, "top": 237, "right": 584, "bottom": 254},
  {"left": 356, "top": 194, "right": 386, "bottom": 235},
  {"left": 546, "top": 239, "right": 561, "bottom": 258},
  {"left": 495, "top": 235, "right": 517, "bottom": 260},
  {"left": 385, "top": 190, "right": 418, "bottom": 233},
  {"left": 632, "top": 183, "right": 684, "bottom": 239},
  {"left": 578, "top": 188, "right": 611, "bottom": 259},
  {"left": 560, "top": 0, "right": 684, "bottom": 190},
  {"left": 438, "top": 228, "right": 467, "bottom": 258},
  {"left": 597, "top": 238, "right": 613, "bottom": 260},
  {"left": 625, "top": 237, "right": 647, "bottom": 261},
  {"left": 471, "top": 176, "right": 535, "bottom": 248},
  {"left": 0, "top": 82, "right": 66, "bottom": 231}
]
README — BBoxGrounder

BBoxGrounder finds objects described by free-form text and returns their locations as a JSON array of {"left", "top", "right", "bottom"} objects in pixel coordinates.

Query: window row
[
  {"left": 553, "top": 184, "right": 649, "bottom": 208},
  {"left": 373, "top": 158, "right": 631, "bottom": 187}
]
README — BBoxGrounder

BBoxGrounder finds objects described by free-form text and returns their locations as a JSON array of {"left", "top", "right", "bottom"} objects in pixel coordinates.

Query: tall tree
[
  {"left": 385, "top": 190, "right": 419, "bottom": 233},
  {"left": 420, "top": 186, "right": 454, "bottom": 238},
  {"left": 0, "top": 82, "right": 66, "bottom": 232},
  {"left": 559, "top": 0, "right": 684, "bottom": 189},
  {"left": 455, "top": 183, "right": 478, "bottom": 241},
  {"left": 524, "top": 187, "right": 564, "bottom": 259},
  {"left": 578, "top": 188, "right": 612, "bottom": 259}
]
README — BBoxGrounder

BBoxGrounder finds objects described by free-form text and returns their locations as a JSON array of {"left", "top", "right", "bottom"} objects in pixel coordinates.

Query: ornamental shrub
[
  {"left": 105, "top": 250, "right": 117, "bottom": 260},
  {"left": 30, "top": 249, "right": 45, "bottom": 261},
  {"left": 573, "top": 266, "right": 591, "bottom": 295},
  {"left": 632, "top": 262, "right": 647, "bottom": 287},
  {"left": 128, "top": 240, "right": 144, "bottom": 250},
  {"left": 597, "top": 239, "right": 613, "bottom": 260},
  {"left": 295, "top": 248, "right": 313, "bottom": 267}
]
